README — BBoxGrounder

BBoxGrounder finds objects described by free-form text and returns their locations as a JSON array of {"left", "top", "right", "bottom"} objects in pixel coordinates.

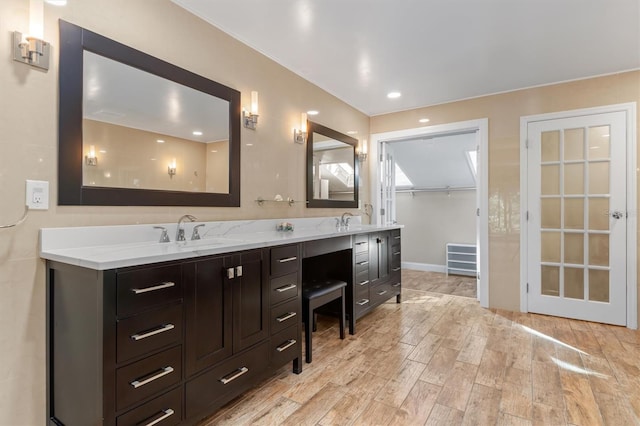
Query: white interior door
[
  {"left": 380, "top": 143, "right": 396, "bottom": 225},
  {"left": 526, "top": 111, "right": 627, "bottom": 325}
]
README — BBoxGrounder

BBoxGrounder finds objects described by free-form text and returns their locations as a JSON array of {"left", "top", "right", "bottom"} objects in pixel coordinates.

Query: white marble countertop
[{"left": 40, "top": 217, "right": 402, "bottom": 270}]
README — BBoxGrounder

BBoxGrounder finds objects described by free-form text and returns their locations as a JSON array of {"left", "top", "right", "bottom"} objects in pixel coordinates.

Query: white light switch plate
[{"left": 26, "top": 180, "right": 49, "bottom": 210}]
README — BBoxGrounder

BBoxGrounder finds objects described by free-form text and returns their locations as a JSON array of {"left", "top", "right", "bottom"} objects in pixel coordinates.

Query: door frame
[
  {"left": 370, "top": 118, "right": 489, "bottom": 308},
  {"left": 519, "top": 103, "right": 637, "bottom": 329}
]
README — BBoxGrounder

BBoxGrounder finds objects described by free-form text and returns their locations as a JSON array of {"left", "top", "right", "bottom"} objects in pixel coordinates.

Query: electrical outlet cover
[{"left": 26, "top": 180, "right": 49, "bottom": 210}]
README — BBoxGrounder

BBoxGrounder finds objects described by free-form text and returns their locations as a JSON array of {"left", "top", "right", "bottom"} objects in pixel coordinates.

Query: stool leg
[
  {"left": 339, "top": 288, "right": 345, "bottom": 339},
  {"left": 305, "top": 306, "right": 313, "bottom": 363}
]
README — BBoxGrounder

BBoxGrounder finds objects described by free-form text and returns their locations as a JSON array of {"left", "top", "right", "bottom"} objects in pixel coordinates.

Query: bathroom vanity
[{"left": 41, "top": 217, "right": 401, "bottom": 426}]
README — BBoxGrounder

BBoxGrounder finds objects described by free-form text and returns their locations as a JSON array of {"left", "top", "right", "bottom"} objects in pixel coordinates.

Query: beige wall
[
  {"left": 397, "top": 191, "right": 476, "bottom": 267},
  {"left": 371, "top": 70, "right": 640, "bottom": 312},
  {"left": 0, "top": 0, "right": 368, "bottom": 423}
]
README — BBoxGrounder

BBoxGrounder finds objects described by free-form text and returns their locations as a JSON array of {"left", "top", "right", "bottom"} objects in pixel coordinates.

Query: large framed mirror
[
  {"left": 58, "top": 20, "right": 241, "bottom": 206},
  {"left": 306, "top": 121, "right": 359, "bottom": 208}
]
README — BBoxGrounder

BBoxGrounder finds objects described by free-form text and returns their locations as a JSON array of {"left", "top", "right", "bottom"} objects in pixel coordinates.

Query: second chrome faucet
[{"left": 176, "top": 214, "right": 197, "bottom": 241}]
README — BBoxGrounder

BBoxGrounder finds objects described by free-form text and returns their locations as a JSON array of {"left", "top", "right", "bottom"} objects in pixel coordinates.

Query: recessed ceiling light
[
  {"left": 192, "top": 131, "right": 203, "bottom": 136},
  {"left": 387, "top": 91, "right": 401, "bottom": 99},
  {"left": 156, "top": 139, "right": 165, "bottom": 143},
  {"left": 307, "top": 110, "right": 319, "bottom": 116},
  {"left": 419, "top": 118, "right": 430, "bottom": 123},
  {"left": 211, "top": 150, "right": 218, "bottom": 153},
  {"left": 45, "top": 0, "right": 67, "bottom": 5},
  {"left": 99, "top": 150, "right": 107, "bottom": 153},
  {"left": 347, "top": 131, "right": 358, "bottom": 135},
  {"left": 150, "top": 158, "right": 157, "bottom": 161},
  {"left": 246, "top": 143, "right": 253, "bottom": 146}
]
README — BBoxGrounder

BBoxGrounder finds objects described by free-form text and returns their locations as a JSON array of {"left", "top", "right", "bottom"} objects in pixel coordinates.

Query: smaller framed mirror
[{"left": 306, "top": 121, "right": 359, "bottom": 208}]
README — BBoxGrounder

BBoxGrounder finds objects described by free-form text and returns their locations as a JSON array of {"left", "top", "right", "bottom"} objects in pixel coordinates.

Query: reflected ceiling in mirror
[
  {"left": 58, "top": 20, "right": 241, "bottom": 206},
  {"left": 306, "top": 121, "right": 359, "bottom": 208},
  {"left": 82, "top": 52, "right": 230, "bottom": 193}
]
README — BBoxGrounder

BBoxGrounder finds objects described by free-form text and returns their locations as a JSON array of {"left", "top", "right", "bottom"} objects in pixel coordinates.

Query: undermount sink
[{"left": 174, "top": 237, "right": 245, "bottom": 248}]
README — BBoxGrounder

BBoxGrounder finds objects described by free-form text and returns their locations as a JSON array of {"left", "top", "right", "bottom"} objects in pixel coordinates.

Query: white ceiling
[
  {"left": 392, "top": 132, "right": 478, "bottom": 190},
  {"left": 172, "top": 0, "right": 640, "bottom": 116}
]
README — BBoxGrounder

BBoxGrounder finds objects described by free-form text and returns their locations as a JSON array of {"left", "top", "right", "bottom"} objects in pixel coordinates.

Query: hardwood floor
[
  {"left": 402, "top": 270, "right": 476, "bottom": 298},
  {"left": 200, "top": 270, "right": 640, "bottom": 426}
]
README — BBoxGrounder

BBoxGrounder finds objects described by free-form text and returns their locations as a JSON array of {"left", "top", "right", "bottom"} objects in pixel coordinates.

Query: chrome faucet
[
  {"left": 340, "top": 212, "right": 354, "bottom": 228},
  {"left": 176, "top": 214, "right": 197, "bottom": 241}
]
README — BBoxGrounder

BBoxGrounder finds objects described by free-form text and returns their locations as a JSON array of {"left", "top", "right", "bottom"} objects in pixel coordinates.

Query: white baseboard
[{"left": 401, "top": 262, "right": 446, "bottom": 273}]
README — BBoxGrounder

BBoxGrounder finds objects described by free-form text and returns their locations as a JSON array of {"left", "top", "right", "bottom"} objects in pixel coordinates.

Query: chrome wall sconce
[
  {"left": 293, "top": 113, "right": 308, "bottom": 144},
  {"left": 242, "top": 91, "right": 259, "bottom": 130},
  {"left": 12, "top": 0, "right": 54, "bottom": 71},
  {"left": 168, "top": 159, "right": 177, "bottom": 178},
  {"left": 85, "top": 145, "right": 98, "bottom": 166},
  {"left": 358, "top": 139, "right": 368, "bottom": 162}
]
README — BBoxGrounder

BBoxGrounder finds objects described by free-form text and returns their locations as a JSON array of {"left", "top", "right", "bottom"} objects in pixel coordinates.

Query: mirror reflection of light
[
  {"left": 550, "top": 357, "right": 608, "bottom": 378},
  {"left": 520, "top": 325, "right": 588, "bottom": 355}
]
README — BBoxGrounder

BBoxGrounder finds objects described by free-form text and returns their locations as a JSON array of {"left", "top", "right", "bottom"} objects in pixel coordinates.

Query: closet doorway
[{"left": 370, "top": 119, "right": 489, "bottom": 306}]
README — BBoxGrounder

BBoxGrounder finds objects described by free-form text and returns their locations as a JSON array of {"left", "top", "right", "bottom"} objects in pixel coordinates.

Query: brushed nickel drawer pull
[
  {"left": 392, "top": 282, "right": 401, "bottom": 288},
  {"left": 219, "top": 366, "right": 249, "bottom": 385},
  {"left": 278, "top": 256, "right": 297, "bottom": 263},
  {"left": 143, "top": 408, "right": 175, "bottom": 426},
  {"left": 276, "top": 283, "right": 296, "bottom": 293},
  {"left": 130, "top": 366, "right": 174, "bottom": 389},
  {"left": 393, "top": 251, "right": 401, "bottom": 256},
  {"left": 357, "top": 261, "right": 369, "bottom": 266},
  {"left": 392, "top": 267, "right": 401, "bottom": 272},
  {"left": 276, "top": 312, "right": 297, "bottom": 322},
  {"left": 355, "top": 241, "right": 367, "bottom": 245},
  {"left": 358, "top": 280, "right": 370, "bottom": 286},
  {"left": 276, "top": 339, "right": 297, "bottom": 352},
  {"left": 131, "top": 281, "right": 175, "bottom": 295},
  {"left": 394, "top": 236, "right": 401, "bottom": 240},
  {"left": 131, "top": 323, "right": 175, "bottom": 341},
  {"left": 356, "top": 299, "right": 369, "bottom": 306},
  {"left": 377, "top": 290, "right": 388, "bottom": 296}
]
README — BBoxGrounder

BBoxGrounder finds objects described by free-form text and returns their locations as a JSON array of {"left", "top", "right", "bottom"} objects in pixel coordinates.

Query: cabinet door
[
  {"left": 369, "top": 233, "right": 390, "bottom": 284},
  {"left": 184, "top": 255, "right": 233, "bottom": 376},
  {"left": 232, "top": 249, "right": 269, "bottom": 353}
]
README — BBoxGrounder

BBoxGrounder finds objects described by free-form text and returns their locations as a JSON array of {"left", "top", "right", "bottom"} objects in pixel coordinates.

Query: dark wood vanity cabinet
[{"left": 47, "top": 230, "right": 398, "bottom": 426}]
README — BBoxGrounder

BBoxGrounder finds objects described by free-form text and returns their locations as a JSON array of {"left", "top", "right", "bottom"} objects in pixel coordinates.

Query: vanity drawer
[
  {"left": 270, "top": 325, "right": 300, "bottom": 368},
  {"left": 391, "top": 229, "right": 401, "bottom": 241},
  {"left": 271, "top": 245, "right": 299, "bottom": 277},
  {"left": 117, "top": 304, "right": 183, "bottom": 363},
  {"left": 355, "top": 253, "right": 370, "bottom": 274},
  {"left": 270, "top": 272, "right": 299, "bottom": 305},
  {"left": 117, "top": 265, "right": 182, "bottom": 317},
  {"left": 186, "top": 340, "right": 270, "bottom": 418},
  {"left": 355, "top": 269, "right": 370, "bottom": 289},
  {"left": 353, "top": 235, "right": 369, "bottom": 254},
  {"left": 371, "top": 282, "right": 393, "bottom": 306},
  {"left": 271, "top": 297, "right": 300, "bottom": 335},
  {"left": 354, "top": 297, "right": 370, "bottom": 315},
  {"left": 116, "top": 386, "right": 182, "bottom": 426},
  {"left": 116, "top": 345, "right": 182, "bottom": 411}
]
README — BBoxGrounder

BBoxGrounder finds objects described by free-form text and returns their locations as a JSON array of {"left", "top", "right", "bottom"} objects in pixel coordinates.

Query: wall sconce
[
  {"left": 85, "top": 145, "right": 98, "bottom": 166},
  {"left": 293, "top": 113, "right": 308, "bottom": 144},
  {"left": 13, "top": 0, "right": 50, "bottom": 71},
  {"left": 168, "top": 159, "right": 177, "bottom": 179},
  {"left": 242, "top": 91, "right": 259, "bottom": 130},
  {"left": 358, "top": 139, "right": 368, "bottom": 162}
]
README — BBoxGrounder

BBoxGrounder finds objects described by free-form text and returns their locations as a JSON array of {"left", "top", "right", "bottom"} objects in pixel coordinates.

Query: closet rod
[{"left": 396, "top": 186, "right": 475, "bottom": 194}]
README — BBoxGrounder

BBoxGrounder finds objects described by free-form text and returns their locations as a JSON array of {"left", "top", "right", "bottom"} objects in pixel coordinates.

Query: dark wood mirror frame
[
  {"left": 306, "top": 121, "right": 359, "bottom": 208},
  {"left": 58, "top": 20, "right": 241, "bottom": 206}
]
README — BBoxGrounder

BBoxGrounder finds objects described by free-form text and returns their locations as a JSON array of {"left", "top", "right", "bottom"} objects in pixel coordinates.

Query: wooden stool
[{"left": 302, "top": 279, "right": 347, "bottom": 363}]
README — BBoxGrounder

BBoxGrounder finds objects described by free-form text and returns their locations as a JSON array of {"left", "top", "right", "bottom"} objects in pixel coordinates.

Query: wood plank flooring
[{"left": 200, "top": 270, "right": 640, "bottom": 426}]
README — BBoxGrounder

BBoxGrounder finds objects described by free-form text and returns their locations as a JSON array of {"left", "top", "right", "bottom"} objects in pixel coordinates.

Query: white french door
[
  {"left": 526, "top": 111, "right": 627, "bottom": 325},
  {"left": 379, "top": 143, "right": 396, "bottom": 225}
]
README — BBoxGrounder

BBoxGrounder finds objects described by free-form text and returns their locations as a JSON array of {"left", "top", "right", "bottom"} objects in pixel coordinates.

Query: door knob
[{"left": 611, "top": 210, "right": 624, "bottom": 220}]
